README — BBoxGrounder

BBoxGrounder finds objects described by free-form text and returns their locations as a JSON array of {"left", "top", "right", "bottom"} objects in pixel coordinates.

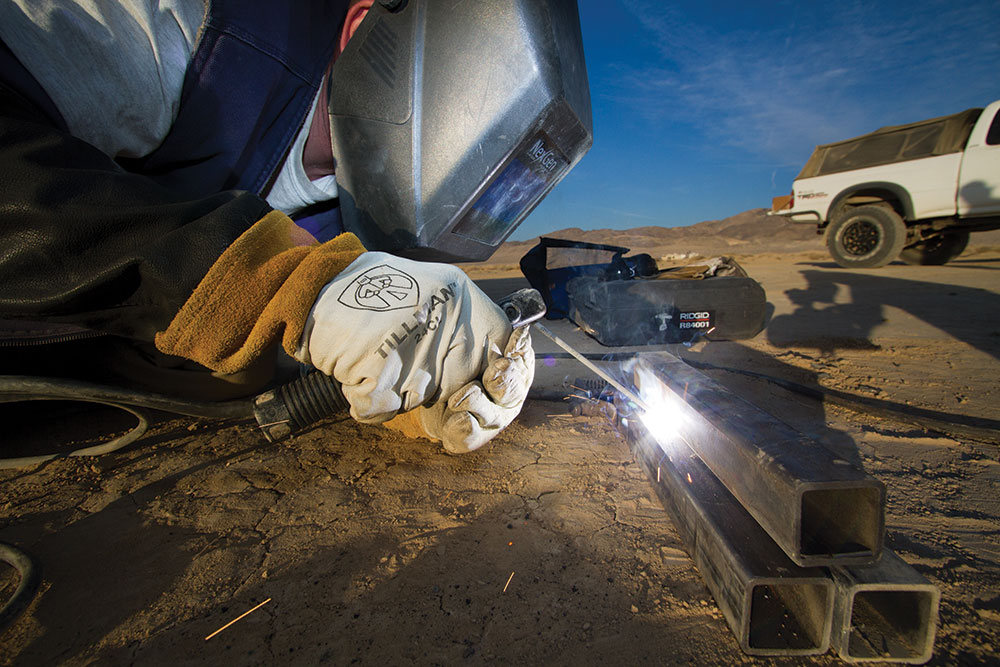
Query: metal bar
[
  {"left": 831, "top": 550, "right": 940, "bottom": 663},
  {"left": 620, "top": 415, "right": 834, "bottom": 656},
  {"left": 634, "top": 352, "right": 885, "bottom": 567},
  {"left": 533, "top": 322, "right": 650, "bottom": 412}
]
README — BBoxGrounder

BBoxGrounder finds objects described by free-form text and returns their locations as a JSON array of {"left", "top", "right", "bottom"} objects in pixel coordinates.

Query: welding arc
[
  {"left": 536, "top": 349, "right": 1000, "bottom": 441},
  {"left": 682, "top": 358, "right": 1000, "bottom": 442},
  {"left": 533, "top": 323, "right": 650, "bottom": 412}
]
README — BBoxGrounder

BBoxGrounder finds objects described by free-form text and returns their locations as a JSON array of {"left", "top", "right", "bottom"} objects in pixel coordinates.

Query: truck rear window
[{"left": 987, "top": 110, "right": 1000, "bottom": 146}]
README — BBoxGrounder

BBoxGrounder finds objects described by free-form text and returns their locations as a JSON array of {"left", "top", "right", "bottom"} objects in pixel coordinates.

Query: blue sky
[{"left": 514, "top": 0, "right": 1000, "bottom": 240}]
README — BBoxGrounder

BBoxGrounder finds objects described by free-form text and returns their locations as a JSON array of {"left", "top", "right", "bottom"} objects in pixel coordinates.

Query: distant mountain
[{"left": 484, "top": 208, "right": 821, "bottom": 264}]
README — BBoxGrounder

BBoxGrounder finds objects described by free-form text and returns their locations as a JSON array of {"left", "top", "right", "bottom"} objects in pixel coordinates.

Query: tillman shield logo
[{"left": 337, "top": 265, "right": 420, "bottom": 312}]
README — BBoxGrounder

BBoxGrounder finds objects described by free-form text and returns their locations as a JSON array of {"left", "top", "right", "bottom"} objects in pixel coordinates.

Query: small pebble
[{"left": 630, "top": 605, "right": 639, "bottom": 613}]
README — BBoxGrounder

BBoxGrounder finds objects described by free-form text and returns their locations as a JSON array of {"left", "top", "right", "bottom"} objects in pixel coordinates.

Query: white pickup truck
[{"left": 771, "top": 100, "right": 1000, "bottom": 267}]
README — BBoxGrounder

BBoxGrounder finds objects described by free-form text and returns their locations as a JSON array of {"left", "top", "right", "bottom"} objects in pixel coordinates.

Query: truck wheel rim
[{"left": 842, "top": 220, "right": 880, "bottom": 256}]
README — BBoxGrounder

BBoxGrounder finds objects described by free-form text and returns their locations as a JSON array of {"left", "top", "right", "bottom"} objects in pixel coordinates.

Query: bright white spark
[{"left": 635, "top": 366, "right": 687, "bottom": 445}]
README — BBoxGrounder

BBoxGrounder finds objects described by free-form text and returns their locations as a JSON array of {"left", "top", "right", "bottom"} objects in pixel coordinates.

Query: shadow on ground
[{"left": 767, "top": 270, "right": 1000, "bottom": 360}]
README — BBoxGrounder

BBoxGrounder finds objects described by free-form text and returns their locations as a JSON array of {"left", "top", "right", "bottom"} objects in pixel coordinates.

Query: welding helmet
[{"left": 328, "top": 0, "right": 593, "bottom": 262}]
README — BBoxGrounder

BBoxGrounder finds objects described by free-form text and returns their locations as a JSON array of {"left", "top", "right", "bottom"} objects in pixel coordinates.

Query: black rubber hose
[
  {"left": 0, "top": 375, "right": 255, "bottom": 468},
  {"left": 0, "top": 375, "right": 253, "bottom": 419},
  {"left": 254, "top": 371, "right": 352, "bottom": 442},
  {"left": 0, "top": 542, "right": 41, "bottom": 633},
  {"left": 280, "top": 371, "right": 351, "bottom": 431}
]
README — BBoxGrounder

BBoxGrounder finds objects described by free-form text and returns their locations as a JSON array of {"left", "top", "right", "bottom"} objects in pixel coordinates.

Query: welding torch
[
  {"left": 253, "top": 287, "right": 550, "bottom": 442},
  {"left": 0, "top": 287, "right": 646, "bottom": 468}
]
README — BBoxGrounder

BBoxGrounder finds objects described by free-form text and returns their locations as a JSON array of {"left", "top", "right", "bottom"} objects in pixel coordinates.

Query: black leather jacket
[{"left": 0, "top": 85, "right": 270, "bottom": 343}]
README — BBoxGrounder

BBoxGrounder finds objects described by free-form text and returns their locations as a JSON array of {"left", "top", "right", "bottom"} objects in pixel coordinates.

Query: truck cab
[{"left": 958, "top": 100, "right": 1000, "bottom": 218}]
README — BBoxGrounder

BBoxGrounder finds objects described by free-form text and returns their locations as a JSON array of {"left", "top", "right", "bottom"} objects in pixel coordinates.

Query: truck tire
[
  {"left": 826, "top": 205, "right": 906, "bottom": 268},
  {"left": 899, "top": 231, "right": 970, "bottom": 265}
]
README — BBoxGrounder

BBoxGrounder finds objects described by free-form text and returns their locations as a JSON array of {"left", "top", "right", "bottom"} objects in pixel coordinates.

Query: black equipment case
[
  {"left": 565, "top": 275, "right": 767, "bottom": 346},
  {"left": 519, "top": 237, "right": 768, "bottom": 346}
]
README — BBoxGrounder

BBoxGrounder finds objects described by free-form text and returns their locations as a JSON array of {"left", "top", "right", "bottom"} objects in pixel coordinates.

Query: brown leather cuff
[{"left": 155, "top": 210, "right": 366, "bottom": 374}]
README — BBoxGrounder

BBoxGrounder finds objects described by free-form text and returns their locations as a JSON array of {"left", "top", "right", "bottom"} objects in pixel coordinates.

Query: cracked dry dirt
[
  {"left": 3, "top": 246, "right": 1000, "bottom": 665},
  {"left": 2, "top": 402, "right": 743, "bottom": 665}
]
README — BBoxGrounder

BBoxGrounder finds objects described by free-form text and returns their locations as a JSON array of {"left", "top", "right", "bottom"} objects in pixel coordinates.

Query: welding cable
[
  {"left": 0, "top": 542, "right": 40, "bottom": 633},
  {"left": 679, "top": 358, "right": 1000, "bottom": 443},
  {"left": 0, "top": 375, "right": 254, "bottom": 469},
  {"left": 0, "top": 376, "right": 253, "bottom": 419},
  {"left": 0, "top": 402, "right": 149, "bottom": 470}
]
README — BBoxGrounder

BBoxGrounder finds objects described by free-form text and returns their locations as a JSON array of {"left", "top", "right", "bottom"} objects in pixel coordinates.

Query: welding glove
[
  {"left": 295, "top": 252, "right": 533, "bottom": 452},
  {"left": 402, "top": 325, "right": 535, "bottom": 453}
]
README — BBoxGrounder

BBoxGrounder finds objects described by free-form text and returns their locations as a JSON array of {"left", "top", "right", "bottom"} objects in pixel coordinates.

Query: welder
[{"left": 0, "top": 0, "right": 592, "bottom": 452}]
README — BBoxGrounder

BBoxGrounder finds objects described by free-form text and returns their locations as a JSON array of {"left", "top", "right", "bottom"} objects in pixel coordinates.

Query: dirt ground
[{"left": 2, "top": 237, "right": 999, "bottom": 665}]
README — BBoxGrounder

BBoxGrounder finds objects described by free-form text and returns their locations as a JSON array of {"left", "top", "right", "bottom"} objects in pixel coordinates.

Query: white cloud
[{"left": 610, "top": 0, "right": 1000, "bottom": 166}]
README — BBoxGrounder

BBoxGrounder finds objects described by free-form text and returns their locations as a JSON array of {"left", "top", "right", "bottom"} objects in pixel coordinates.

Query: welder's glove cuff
[
  {"left": 295, "top": 251, "right": 513, "bottom": 427},
  {"left": 410, "top": 326, "right": 534, "bottom": 453}
]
